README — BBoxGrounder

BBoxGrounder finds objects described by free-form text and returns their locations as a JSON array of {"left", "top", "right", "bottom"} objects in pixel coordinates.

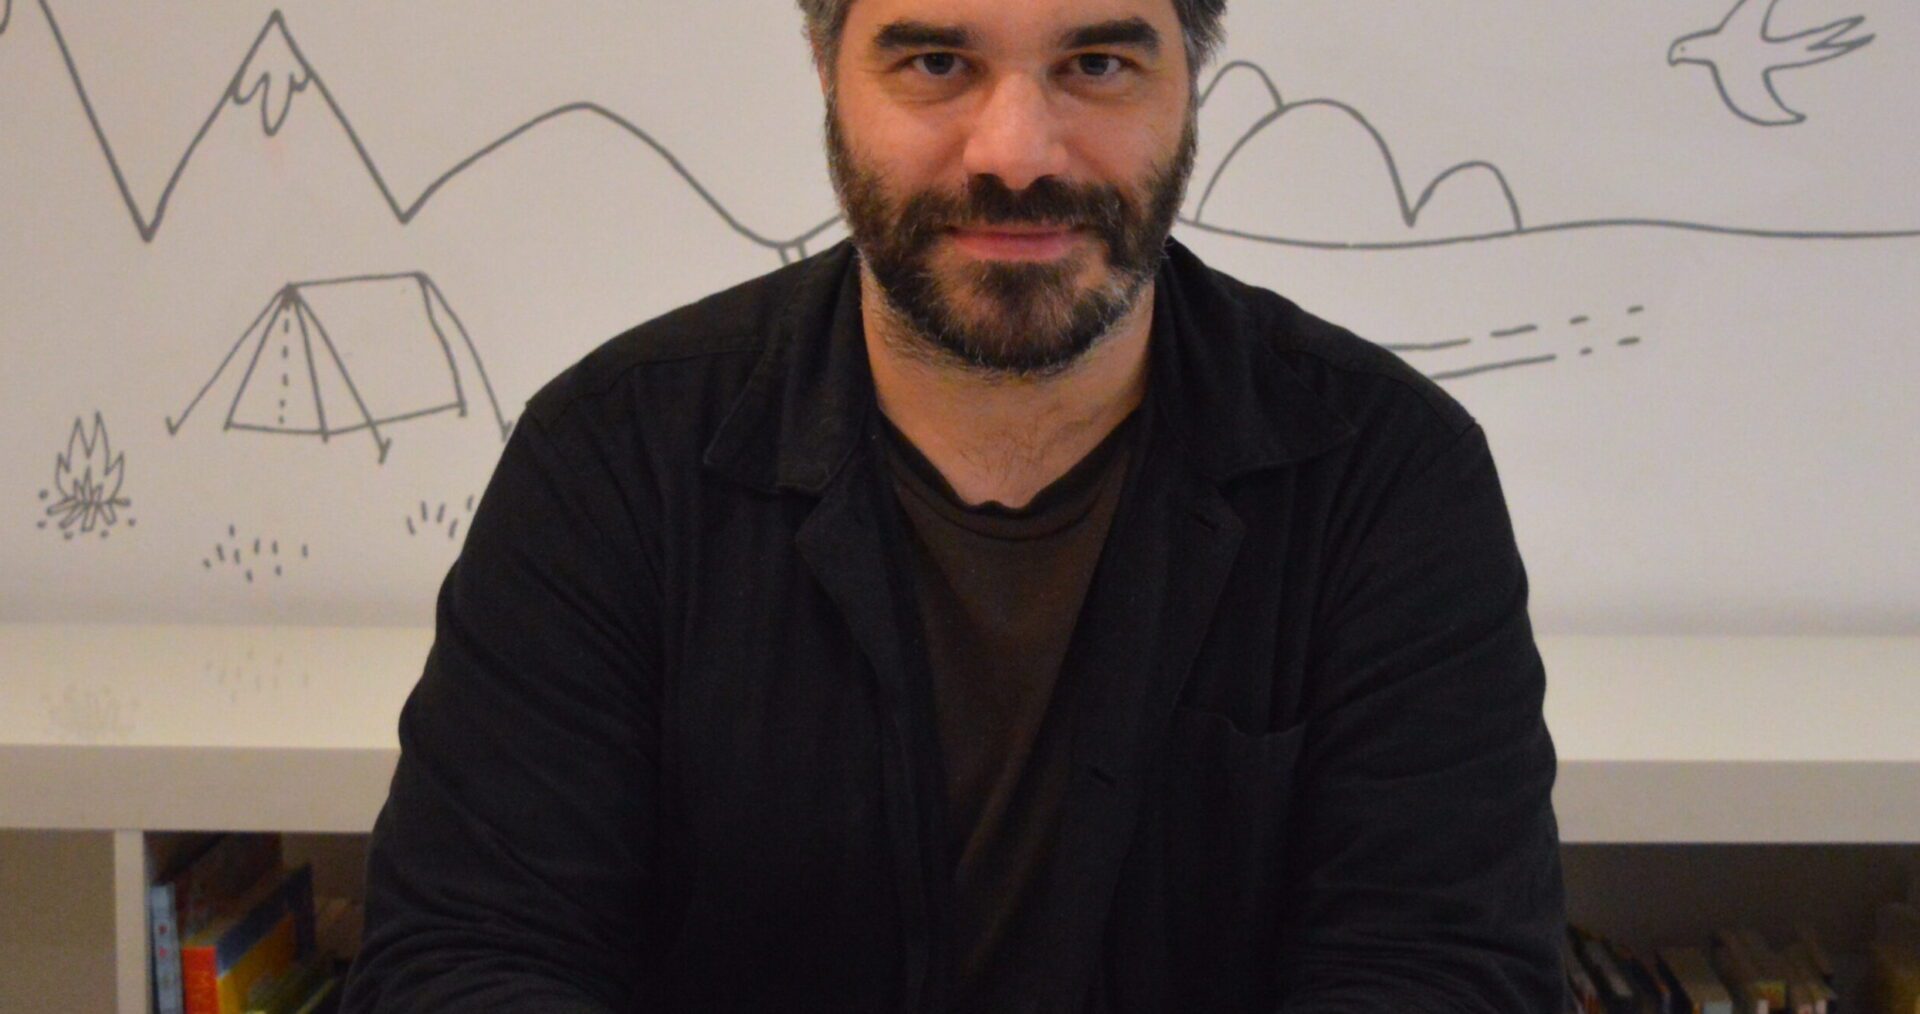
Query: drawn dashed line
[
  {"left": 1429, "top": 354, "right": 1559, "bottom": 381},
  {"left": 1384, "top": 337, "right": 1474, "bottom": 352},
  {"left": 1491, "top": 324, "right": 1540, "bottom": 338}
]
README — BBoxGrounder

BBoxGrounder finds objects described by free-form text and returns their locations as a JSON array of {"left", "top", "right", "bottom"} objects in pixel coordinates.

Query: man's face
[{"left": 823, "top": 0, "right": 1197, "bottom": 377}]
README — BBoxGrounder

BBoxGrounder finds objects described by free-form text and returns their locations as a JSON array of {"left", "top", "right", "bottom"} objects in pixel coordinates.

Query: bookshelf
[{"left": 1, "top": 624, "right": 1917, "bottom": 1012}]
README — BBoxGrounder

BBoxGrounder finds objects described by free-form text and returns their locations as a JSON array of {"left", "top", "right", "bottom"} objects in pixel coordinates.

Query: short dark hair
[{"left": 796, "top": 0, "right": 1227, "bottom": 75}]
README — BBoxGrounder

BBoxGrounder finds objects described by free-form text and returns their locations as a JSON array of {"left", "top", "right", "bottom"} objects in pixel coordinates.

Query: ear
[{"left": 811, "top": 38, "right": 833, "bottom": 96}]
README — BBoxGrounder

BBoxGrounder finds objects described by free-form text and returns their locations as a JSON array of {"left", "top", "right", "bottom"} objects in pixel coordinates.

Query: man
[{"left": 341, "top": 0, "right": 1569, "bottom": 1010}]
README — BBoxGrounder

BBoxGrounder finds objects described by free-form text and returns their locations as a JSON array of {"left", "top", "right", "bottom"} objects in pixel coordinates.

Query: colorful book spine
[
  {"left": 149, "top": 881, "right": 185, "bottom": 1014},
  {"left": 217, "top": 912, "right": 298, "bottom": 1014},
  {"left": 180, "top": 864, "right": 315, "bottom": 1014}
]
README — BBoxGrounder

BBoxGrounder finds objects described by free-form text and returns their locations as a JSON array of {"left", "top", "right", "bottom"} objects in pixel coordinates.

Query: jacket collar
[{"left": 702, "top": 236, "right": 1356, "bottom": 494}]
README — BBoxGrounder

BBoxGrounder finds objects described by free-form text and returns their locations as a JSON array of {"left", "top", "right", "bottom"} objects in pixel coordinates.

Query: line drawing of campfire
[
  {"left": 37, "top": 410, "right": 133, "bottom": 539},
  {"left": 166, "top": 270, "right": 513, "bottom": 464}
]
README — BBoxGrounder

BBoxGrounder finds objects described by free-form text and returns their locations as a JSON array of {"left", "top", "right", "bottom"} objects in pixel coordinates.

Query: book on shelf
[
  {"left": 1657, "top": 945, "right": 1735, "bottom": 1014},
  {"left": 1712, "top": 927, "right": 1783, "bottom": 1013},
  {"left": 1868, "top": 939, "right": 1920, "bottom": 1014},
  {"left": 1571, "top": 923, "right": 1643, "bottom": 1012},
  {"left": 240, "top": 951, "right": 339, "bottom": 1014},
  {"left": 148, "top": 833, "right": 284, "bottom": 1014},
  {"left": 1869, "top": 902, "right": 1920, "bottom": 1014},
  {"left": 1606, "top": 937, "right": 1674, "bottom": 1013},
  {"left": 312, "top": 896, "right": 362, "bottom": 967},
  {"left": 1565, "top": 933, "right": 1602, "bottom": 1013},
  {"left": 1792, "top": 926, "right": 1836, "bottom": 986},
  {"left": 180, "top": 861, "right": 316, "bottom": 1014},
  {"left": 1781, "top": 940, "right": 1837, "bottom": 1013}
]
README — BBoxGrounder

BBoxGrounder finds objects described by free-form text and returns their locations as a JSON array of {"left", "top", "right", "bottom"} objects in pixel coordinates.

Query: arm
[
  {"left": 1277, "top": 422, "right": 1568, "bottom": 1013},
  {"left": 339, "top": 411, "right": 665, "bottom": 1012}
]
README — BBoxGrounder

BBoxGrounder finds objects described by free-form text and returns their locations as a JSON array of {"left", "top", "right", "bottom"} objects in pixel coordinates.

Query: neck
[{"left": 860, "top": 269, "right": 1152, "bottom": 509}]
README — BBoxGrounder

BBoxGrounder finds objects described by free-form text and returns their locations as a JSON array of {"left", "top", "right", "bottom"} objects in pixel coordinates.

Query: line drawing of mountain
[
  {"left": 165, "top": 271, "right": 512, "bottom": 465},
  {"left": 1183, "top": 60, "right": 1919, "bottom": 250},
  {"left": 26, "top": 0, "right": 842, "bottom": 260},
  {"left": 0, "top": 0, "right": 13, "bottom": 37}
]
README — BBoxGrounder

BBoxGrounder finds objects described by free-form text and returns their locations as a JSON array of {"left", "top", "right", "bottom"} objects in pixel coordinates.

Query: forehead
[{"left": 842, "top": 0, "right": 1182, "bottom": 48}]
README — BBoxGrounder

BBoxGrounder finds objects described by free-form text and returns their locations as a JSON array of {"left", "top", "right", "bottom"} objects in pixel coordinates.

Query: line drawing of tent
[{"left": 167, "top": 270, "right": 513, "bottom": 464}]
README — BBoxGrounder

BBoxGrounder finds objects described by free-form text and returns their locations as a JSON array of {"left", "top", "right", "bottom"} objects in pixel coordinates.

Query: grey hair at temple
[{"left": 794, "top": 0, "right": 1228, "bottom": 77}]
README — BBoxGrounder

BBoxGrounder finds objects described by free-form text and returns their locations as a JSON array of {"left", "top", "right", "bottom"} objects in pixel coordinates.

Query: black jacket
[{"left": 341, "top": 238, "right": 1568, "bottom": 1013}]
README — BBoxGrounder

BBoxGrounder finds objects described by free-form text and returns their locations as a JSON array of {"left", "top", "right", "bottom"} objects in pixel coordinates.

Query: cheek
[
  {"left": 1063, "top": 116, "right": 1173, "bottom": 186},
  {"left": 852, "top": 105, "right": 972, "bottom": 182}
]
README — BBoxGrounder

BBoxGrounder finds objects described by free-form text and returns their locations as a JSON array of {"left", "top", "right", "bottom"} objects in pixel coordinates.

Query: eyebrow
[
  {"left": 870, "top": 17, "right": 1162, "bottom": 56},
  {"left": 872, "top": 21, "right": 973, "bottom": 52},
  {"left": 1060, "top": 17, "right": 1161, "bottom": 54}
]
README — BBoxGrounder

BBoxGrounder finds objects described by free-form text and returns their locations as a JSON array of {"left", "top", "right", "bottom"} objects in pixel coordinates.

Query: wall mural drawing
[
  {"left": 36, "top": 412, "right": 134, "bottom": 541},
  {"left": 1181, "top": 59, "right": 1917, "bottom": 250},
  {"left": 24, "top": 0, "right": 840, "bottom": 262},
  {"left": 165, "top": 272, "right": 512, "bottom": 465},
  {"left": 202, "top": 523, "right": 307, "bottom": 586},
  {"left": 1, "top": 2, "right": 1912, "bottom": 631},
  {"left": 1667, "top": 0, "right": 1874, "bottom": 127},
  {"left": 404, "top": 496, "right": 475, "bottom": 542},
  {"left": 1386, "top": 305, "right": 1650, "bottom": 382}
]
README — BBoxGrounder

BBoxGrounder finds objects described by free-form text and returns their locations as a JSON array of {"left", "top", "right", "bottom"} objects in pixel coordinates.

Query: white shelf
[
  {"left": 2, "top": 625, "right": 1916, "bottom": 842},
  {"left": 0, "top": 624, "right": 427, "bottom": 834},
  {"left": 1543, "top": 636, "right": 1920, "bottom": 843}
]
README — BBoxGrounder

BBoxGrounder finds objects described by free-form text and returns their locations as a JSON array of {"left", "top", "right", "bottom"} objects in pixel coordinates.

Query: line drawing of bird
[{"left": 1667, "top": 0, "right": 1874, "bottom": 126}]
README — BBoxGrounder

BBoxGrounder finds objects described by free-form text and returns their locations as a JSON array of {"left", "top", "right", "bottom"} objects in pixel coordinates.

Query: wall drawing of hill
[
  {"left": 23, "top": 0, "right": 842, "bottom": 262},
  {"left": 1185, "top": 60, "right": 1920, "bottom": 250},
  {"left": 1188, "top": 61, "right": 1524, "bottom": 247}
]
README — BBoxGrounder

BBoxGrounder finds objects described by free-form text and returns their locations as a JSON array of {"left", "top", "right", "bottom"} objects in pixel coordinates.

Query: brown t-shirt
[{"left": 882, "top": 410, "right": 1139, "bottom": 1010}]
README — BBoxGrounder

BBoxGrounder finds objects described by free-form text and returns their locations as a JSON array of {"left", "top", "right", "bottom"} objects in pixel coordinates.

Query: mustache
[{"left": 893, "top": 175, "right": 1133, "bottom": 251}]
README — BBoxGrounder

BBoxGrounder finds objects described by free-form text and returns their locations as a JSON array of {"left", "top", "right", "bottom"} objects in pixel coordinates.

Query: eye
[
  {"left": 1071, "top": 53, "right": 1128, "bottom": 79},
  {"left": 908, "top": 52, "right": 965, "bottom": 78}
]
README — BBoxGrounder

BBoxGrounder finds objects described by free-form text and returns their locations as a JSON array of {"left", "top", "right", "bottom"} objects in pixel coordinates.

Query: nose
[{"left": 961, "top": 73, "right": 1070, "bottom": 193}]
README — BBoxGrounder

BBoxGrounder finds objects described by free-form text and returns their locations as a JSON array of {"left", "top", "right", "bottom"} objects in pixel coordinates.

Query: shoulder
[
  {"left": 1210, "top": 261, "right": 1476, "bottom": 443},
  {"left": 517, "top": 254, "right": 818, "bottom": 437},
  {"left": 526, "top": 257, "right": 817, "bottom": 428},
  {"left": 1170, "top": 244, "right": 1484, "bottom": 490}
]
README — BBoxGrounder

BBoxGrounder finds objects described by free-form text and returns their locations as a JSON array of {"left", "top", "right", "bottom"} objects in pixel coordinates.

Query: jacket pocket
[{"left": 1158, "top": 705, "right": 1308, "bottom": 1006}]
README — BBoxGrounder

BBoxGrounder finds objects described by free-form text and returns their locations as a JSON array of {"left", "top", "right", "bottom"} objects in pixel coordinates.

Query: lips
[{"left": 945, "top": 225, "right": 1085, "bottom": 261}]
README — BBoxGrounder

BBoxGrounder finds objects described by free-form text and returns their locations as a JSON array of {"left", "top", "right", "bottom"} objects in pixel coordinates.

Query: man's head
[{"left": 806, "top": 0, "right": 1218, "bottom": 378}]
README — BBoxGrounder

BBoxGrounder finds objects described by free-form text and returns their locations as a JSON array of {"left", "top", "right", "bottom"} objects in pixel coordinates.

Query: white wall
[{"left": 2, "top": 1, "right": 1915, "bottom": 633}]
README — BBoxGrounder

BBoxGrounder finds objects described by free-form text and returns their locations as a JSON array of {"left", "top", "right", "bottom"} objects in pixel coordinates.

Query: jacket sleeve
[
  {"left": 339, "top": 410, "right": 664, "bottom": 1012},
  {"left": 1276, "top": 422, "right": 1568, "bottom": 1014}
]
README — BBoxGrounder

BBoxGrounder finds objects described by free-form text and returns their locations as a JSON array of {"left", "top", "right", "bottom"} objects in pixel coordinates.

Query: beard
[{"left": 825, "top": 98, "right": 1197, "bottom": 378}]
